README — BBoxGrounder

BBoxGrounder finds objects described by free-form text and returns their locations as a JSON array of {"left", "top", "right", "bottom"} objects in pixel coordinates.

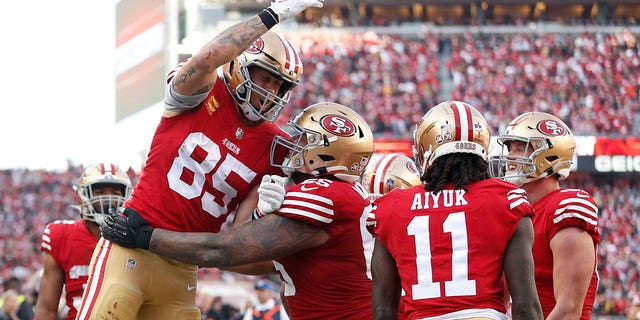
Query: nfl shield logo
[{"left": 126, "top": 258, "right": 137, "bottom": 270}]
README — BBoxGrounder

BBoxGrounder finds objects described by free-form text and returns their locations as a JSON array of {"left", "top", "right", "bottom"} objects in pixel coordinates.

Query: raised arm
[{"left": 171, "top": 0, "right": 324, "bottom": 97}]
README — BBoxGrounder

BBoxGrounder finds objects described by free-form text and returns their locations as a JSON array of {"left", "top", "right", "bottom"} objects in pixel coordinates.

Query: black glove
[{"left": 101, "top": 207, "right": 153, "bottom": 250}]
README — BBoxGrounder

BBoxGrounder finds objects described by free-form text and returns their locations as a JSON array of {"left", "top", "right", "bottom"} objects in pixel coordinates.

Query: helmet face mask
[
  {"left": 271, "top": 102, "right": 374, "bottom": 183},
  {"left": 75, "top": 163, "right": 132, "bottom": 226},
  {"left": 489, "top": 112, "right": 575, "bottom": 186},
  {"left": 223, "top": 31, "right": 302, "bottom": 123}
]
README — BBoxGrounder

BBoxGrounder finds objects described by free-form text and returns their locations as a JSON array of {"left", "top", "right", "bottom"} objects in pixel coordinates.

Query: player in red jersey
[
  {"left": 101, "top": 102, "right": 376, "bottom": 320},
  {"left": 490, "top": 112, "right": 600, "bottom": 320},
  {"left": 371, "top": 101, "right": 543, "bottom": 320},
  {"left": 75, "top": 1, "right": 324, "bottom": 319},
  {"left": 361, "top": 152, "right": 421, "bottom": 320},
  {"left": 34, "top": 163, "right": 132, "bottom": 320}
]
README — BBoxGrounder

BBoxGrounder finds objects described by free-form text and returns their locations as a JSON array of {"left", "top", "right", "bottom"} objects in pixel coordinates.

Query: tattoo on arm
[
  {"left": 150, "top": 214, "right": 327, "bottom": 268},
  {"left": 215, "top": 16, "right": 267, "bottom": 48},
  {"left": 169, "top": 16, "right": 267, "bottom": 96},
  {"left": 172, "top": 67, "right": 196, "bottom": 88}
]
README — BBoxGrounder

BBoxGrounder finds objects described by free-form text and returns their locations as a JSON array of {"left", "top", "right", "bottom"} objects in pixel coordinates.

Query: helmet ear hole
[{"left": 318, "top": 155, "right": 335, "bottom": 161}]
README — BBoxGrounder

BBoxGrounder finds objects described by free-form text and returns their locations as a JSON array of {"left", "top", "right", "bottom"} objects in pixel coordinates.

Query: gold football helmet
[
  {"left": 74, "top": 163, "right": 132, "bottom": 226},
  {"left": 489, "top": 112, "right": 575, "bottom": 186},
  {"left": 413, "top": 101, "right": 491, "bottom": 175},
  {"left": 271, "top": 102, "right": 374, "bottom": 183},
  {"left": 361, "top": 153, "right": 421, "bottom": 200},
  {"left": 223, "top": 31, "right": 302, "bottom": 122}
]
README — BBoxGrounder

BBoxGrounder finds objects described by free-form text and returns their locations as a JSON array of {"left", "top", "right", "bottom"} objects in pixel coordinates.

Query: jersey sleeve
[
  {"left": 548, "top": 189, "right": 600, "bottom": 243},
  {"left": 274, "top": 181, "right": 336, "bottom": 228},
  {"left": 40, "top": 220, "right": 73, "bottom": 261},
  {"left": 164, "top": 58, "right": 209, "bottom": 111},
  {"left": 505, "top": 187, "right": 535, "bottom": 219}
]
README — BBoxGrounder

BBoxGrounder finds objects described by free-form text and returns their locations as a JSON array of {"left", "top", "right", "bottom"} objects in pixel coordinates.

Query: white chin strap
[{"left": 239, "top": 101, "right": 262, "bottom": 122}]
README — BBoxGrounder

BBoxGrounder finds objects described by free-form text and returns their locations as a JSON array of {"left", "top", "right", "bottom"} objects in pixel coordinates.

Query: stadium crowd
[
  {"left": 284, "top": 29, "right": 639, "bottom": 138},
  {"left": 1, "top": 28, "right": 639, "bottom": 318}
]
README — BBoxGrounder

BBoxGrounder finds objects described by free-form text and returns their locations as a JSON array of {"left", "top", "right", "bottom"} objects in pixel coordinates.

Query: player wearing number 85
[
  {"left": 370, "top": 101, "right": 543, "bottom": 320},
  {"left": 76, "top": 1, "right": 325, "bottom": 319},
  {"left": 101, "top": 102, "right": 376, "bottom": 319}
]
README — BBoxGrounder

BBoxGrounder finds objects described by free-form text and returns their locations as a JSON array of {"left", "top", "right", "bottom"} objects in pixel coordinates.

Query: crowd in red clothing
[
  {"left": 284, "top": 30, "right": 638, "bottom": 138},
  {"left": 282, "top": 31, "right": 442, "bottom": 138},
  {"left": 448, "top": 30, "right": 639, "bottom": 136}
]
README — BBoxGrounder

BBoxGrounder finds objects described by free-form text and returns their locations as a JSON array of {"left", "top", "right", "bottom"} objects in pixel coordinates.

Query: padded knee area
[{"left": 89, "top": 284, "right": 143, "bottom": 320}]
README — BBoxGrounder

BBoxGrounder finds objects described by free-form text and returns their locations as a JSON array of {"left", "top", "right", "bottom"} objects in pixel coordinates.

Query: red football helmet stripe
[
  {"left": 451, "top": 101, "right": 473, "bottom": 142},
  {"left": 276, "top": 33, "right": 299, "bottom": 75},
  {"left": 374, "top": 153, "right": 400, "bottom": 195}
]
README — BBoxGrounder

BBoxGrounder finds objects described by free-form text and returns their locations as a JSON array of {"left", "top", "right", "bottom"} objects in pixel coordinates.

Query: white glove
[
  {"left": 268, "top": 0, "right": 324, "bottom": 22},
  {"left": 254, "top": 175, "right": 288, "bottom": 219}
]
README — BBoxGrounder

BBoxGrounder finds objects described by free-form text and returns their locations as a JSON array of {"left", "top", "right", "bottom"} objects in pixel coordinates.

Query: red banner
[{"left": 594, "top": 137, "right": 640, "bottom": 156}]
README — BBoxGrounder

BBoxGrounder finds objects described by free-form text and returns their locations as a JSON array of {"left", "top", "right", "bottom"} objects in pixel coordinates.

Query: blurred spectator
[
  {"left": 242, "top": 280, "right": 284, "bottom": 320},
  {"left": 0, "top": 290, "right": 21, "bottom": 320},
  {"left": 204, "top": 296, "right": 241, "bottom": 320},
  {"left": 2, "top": 278, "right": 32, "bottom": 320},
  {"left": 627, "top": 292, "right": 640, "bottom": 320}
]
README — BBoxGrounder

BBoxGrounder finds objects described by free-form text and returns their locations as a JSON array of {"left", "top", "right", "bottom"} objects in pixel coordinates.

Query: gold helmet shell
[
  {"left": 271, "top": 102, "right": 374, "bottom": 183},
  {"left": 361, "top": 153, "right": 421, "bottom": 200},
  {"left": 413, "top": 101, "right": 491, "bottom": 174},
  {"left": 222, "top": 31, "right": 302, "bottom": 122},
  {"left": 490, "top": 112, "right": 575, "bottom": 186},
  {"left": 74, "top": 163, "right": 132, "bottom": 226}
]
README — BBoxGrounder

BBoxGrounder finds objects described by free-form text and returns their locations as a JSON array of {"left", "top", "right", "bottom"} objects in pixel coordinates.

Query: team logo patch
[
  {"left": 537, "top": 120, "right": 566, "bottom": 136},
  {"left": 385, "top": 178, "right": 396, "bottom": 187},
  {"left": 246, "top": 37, "right": 265, "bottom": 54},
  {"left": 205, "top": 96, "right": 220, "bottom": 114},
  {"left": 406, "top": 160, "right": 419, "bottom": 174},
  {"left": 126, "top": 258, "right": 137, "bottom": 270},
  {"left": 320, "top": 114, "right": 356, "bottom": 137}
]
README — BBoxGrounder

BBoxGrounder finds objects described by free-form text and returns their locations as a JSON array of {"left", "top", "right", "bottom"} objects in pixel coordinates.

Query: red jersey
[
  {"left": 374, "top": 178, "right": 534, "bottom": 319},
  {"left": 127, "top": 78, "right": 286, "bottom": 232},
  {"left": 274, "top": 178, "right": 373, "bottom": 320},
  {"left": 532, "top": 188, "right": 600, "bottom": 319},
  {"left": 40, "top": 220, "right": 98, "bottom": 320}
]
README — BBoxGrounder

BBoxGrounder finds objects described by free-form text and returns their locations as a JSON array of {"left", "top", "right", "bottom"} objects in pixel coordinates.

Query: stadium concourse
[{"left": 1, "top": 24, "right": 640, "bottom": 320}]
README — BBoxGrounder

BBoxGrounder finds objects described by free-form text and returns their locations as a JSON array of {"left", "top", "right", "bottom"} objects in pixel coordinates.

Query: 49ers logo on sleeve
[
  {"left": 246, "top": 37, "right": 265, "bottom": 54},
  {"left": 320, "top": 115, "right": 356, "bottom": 136},
  {"left": 537, "top": 120, "right": 567, "bottom": 136}
]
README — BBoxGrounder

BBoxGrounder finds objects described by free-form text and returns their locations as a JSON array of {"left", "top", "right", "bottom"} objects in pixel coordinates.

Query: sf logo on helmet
[
  {"left": 537, "top": 120, "right": 566, "bottom": 136},
  {"left": 246, "top": 37, "right": 265, "bottom": 54},
  {"left": 320, "top": 115, "right": 356, "bottom": 137}
]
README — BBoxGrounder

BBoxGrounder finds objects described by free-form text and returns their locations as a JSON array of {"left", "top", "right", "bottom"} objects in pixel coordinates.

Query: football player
[
  {"left": 75, "top": 1, "right": 323, "bottom": 319},
  {"left": 35, "top": 163, "right": 131, "bottom": 320},
  {"left": 101, "top": 102, "right": 376, "bottom": 319},
  {"left": 361, "top": 152, "right": 422, "bottom": 201},
  {"left": 490, "top": 112, "right": 600, "bottom": 320},
  {"left": 361, "top": 152, "right": 420, "bottom": 320},
  {"left": 371, "top": 101, "right": 542, "bottom": 320}
]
